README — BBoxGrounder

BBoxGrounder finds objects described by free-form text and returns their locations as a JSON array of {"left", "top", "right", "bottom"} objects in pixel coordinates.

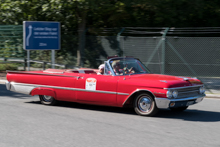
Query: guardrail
[
  {"left": 0, "top": 58, "right": 65, "bottom": 70},
  {"left": 28, "top": 60, "right": 65, "bottom": 70}
]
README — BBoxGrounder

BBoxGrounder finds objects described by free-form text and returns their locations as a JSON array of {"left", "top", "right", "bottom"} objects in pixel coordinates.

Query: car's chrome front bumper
[{"left": 155, "top": 94, "right": 205, "bottom": 109}]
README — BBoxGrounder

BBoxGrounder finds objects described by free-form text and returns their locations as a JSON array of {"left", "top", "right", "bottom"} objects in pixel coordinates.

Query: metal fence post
[
  {"left": 51, "top": 50, "right": 55, "bottom": 69},
  {"left": 117, "top": 28, "right": 125, "bottom": 56},
  {"left": 27, "top": 50, "right": 30, "bottom": 71},
  {"left": 145, "top": 28, "right": 169, "bottom": 72},
  {"left": 162, "top": 28, "right": 169, "bottom": 74},
  {"left": 43, "top": 62, "right": 46, "bottom": 70},
  {"left": 24, "top": 58, "right": 27, "bottom": 71}
]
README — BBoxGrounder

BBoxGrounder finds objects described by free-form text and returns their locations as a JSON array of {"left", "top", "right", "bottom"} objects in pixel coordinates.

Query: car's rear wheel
[
  {"left": 39, "top": 95, "right": 57, "bottom": 105},
  {"left": 133, "top": 93, "right": 159, "bottom": 116},
  {"left": 170, "top": 106, "right": 188, "bottom": 111}
]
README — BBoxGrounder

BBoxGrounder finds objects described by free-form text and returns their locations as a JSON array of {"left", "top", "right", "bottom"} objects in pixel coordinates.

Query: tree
[{"left": 1, "top": 0, "right": 220, "bottom": 67}]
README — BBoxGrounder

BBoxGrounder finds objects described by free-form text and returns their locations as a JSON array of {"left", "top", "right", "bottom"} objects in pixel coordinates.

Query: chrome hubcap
[
  {"left": 42, "top": 95, "right": 52, "bottom": 102},
  {"left": 138, "top": 97, "right": 152, "bottom": 112}
]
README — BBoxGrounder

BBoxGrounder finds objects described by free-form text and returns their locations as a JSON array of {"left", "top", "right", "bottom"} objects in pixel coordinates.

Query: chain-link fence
[
  {"left": 0, "top": 25, "right": 26, "bottom": 70},
  {"left": 165, "top": 37, "right": 220, "bottom": 94},
  {"left": 0, "top": 25, "right": 24, "bottom": 58},
  {"left": 93, "top": 35, "right": 220, "bottom": 94},
  {"left": 0, "top": 25, "right": 220, "bottom": 93}
]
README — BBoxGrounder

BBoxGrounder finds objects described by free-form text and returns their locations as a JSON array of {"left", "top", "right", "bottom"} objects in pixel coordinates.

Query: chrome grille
[{"left": 170, "top": 86, "right": 202, "bottom": 99}]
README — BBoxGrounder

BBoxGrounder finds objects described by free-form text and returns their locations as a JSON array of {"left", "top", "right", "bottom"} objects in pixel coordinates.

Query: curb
[
  {"left": 0, "top": 80, "right": 6, "bottom": 84},
  {"left": 205, "top": 94, "right": 220, "bottom": 98}
]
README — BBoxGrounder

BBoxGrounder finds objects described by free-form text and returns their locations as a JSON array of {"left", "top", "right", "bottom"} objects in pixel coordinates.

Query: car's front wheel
[
  {"left": 133, "top": 93, "right": 159, "bottom": 116},
  {"left": 39, "top": 95, "right": 57, "bottom": 105}
]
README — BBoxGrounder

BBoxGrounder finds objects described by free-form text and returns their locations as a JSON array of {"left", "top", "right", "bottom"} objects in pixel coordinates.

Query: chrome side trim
[
  {"left": 117, "top": 92, "right": 129, "bottom": 95},
  {"left": 7, "top": 70, "right": 78, "bottom": 78},
  {"left": 7, "top": 82, "right": 129, "bottom": 96},
  {"left": 43, "top": 71, "right": 64, "bottom": 74},
  {"left": 122, "top": 89, "right": 155, "bottom": 105},
  {"left": 155, "top": 94, "right": 205, "bottom": 109},
  {"left": 164, "top": 85, "right": 203, "bottom": 90}
]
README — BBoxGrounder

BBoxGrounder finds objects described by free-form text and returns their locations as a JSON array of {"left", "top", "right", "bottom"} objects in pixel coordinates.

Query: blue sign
[{"left": 23, "top": 21, "right": 60, "bottom": 50}]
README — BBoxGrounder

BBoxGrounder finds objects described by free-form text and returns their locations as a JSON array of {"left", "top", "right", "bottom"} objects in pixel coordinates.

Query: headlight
[
  {"left": 172, "top": 90, "right": 178, "bottom": 98},
  {"left": 199, "top": 86, "right": 205, "bottom": 94},
  {"left": 166, "top": 90, "right": 173, "bottom": 98}
]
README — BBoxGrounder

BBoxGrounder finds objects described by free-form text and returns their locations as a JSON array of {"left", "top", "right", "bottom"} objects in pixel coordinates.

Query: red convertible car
[{"left": 5, "top": 57, "right": 205, "bottom": 116}]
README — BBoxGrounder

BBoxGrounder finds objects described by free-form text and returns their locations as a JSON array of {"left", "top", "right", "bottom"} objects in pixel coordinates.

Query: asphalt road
[{"left": 0, "top": 84, "right": 220, "bottom": 147}]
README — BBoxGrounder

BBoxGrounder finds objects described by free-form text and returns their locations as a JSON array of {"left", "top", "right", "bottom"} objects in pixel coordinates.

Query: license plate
[{"left": 186, "top": 101, "right": 194, "bottom": 106}]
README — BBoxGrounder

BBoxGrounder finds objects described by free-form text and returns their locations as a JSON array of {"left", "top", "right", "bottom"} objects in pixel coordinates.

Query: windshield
[{"left": 109, "top": 58, "right": 151, "bottom": 75}]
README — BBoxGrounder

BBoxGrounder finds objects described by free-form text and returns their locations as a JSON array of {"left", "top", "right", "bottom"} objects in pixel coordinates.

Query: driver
[
  {"left": 123, "top": 64, "right": 135, "bottom": 74},
  {"left": 112, "top": 61, "right": 123, "bottom": 75}
]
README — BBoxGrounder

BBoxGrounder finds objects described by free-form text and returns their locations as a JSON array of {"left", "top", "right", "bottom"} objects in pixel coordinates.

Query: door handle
[{"left": 77, "top": 76, "right": 84, "bottom": 80}]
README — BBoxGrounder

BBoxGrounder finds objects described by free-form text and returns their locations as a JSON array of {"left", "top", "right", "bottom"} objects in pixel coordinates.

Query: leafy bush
[{"left": 0, "top": 63, "right": 18, "bottom": 71}]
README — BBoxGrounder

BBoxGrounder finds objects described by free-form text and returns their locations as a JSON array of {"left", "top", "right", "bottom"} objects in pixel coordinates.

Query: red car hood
[{"left": 129, "top": 74, "right": 203, "bottom": 88}]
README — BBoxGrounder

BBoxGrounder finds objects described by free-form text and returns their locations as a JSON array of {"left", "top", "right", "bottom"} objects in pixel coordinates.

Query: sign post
[{"left": 23, "top": 21, "right": 60, "bottom": 70}]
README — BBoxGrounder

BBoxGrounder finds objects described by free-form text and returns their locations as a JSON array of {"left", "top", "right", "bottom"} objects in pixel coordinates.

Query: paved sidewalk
[
  {"left": 0, "top": 80, "right": 6, "bottom": 84},
  {"left": 205, "top": 93, "right": 220, "bottom": 98},
  {"left": 1, "top": 80, "right": 219, "bottom": 98}
]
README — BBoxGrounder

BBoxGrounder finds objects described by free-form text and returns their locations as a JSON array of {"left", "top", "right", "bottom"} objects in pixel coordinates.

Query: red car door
[
  {"left": 75, "top": 74, "right": 118, "bottom": 106},
  {"left": 54, "top": 75, "right": 78, "bottom": 102}
]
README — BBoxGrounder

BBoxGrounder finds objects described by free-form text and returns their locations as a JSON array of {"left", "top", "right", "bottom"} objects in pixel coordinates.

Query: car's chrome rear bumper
[
  {"left": 5, "top": 81, "right": 10, "bottom": 90},
  {"left": 155, "top": 94, "right": 205, "bottom": 109},
  {"left": 5, "top": 81, "right": 35, "bottom": 95}
]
